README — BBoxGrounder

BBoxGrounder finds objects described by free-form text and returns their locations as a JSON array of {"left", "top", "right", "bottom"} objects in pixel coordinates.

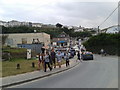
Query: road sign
[{"left": 27, "top": 49, "right": 31, "bottom": 59}]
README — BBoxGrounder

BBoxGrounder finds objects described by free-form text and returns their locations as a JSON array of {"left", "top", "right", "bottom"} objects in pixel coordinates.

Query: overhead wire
[{"left": 99, "top": 2, "right": 120, "bottom": 27}]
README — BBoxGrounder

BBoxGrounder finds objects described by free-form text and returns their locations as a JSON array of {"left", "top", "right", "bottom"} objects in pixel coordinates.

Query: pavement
[
  {"left": 8, "top": 54, "right": 118, "bottom": 88},
  {"left": 0, "top": 56, "right": 80, "bottom": 88}
]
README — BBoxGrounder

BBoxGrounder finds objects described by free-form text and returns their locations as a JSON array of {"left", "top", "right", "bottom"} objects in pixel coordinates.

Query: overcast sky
[{"left": 0, "top": 0, "right": 119, "bottom": 29}]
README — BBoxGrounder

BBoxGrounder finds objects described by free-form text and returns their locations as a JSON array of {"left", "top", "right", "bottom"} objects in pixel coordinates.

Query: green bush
[
  {"left": 2, "top": 47, "right": 27, "bottom": 60},
  {"left": 83, "top": 33, "right": 120, "bottom": 56}
]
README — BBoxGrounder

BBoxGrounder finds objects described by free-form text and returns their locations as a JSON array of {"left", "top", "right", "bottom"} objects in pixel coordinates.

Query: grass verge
[{"left": 2, "top": 58, "right": 65, "bottom": 77}]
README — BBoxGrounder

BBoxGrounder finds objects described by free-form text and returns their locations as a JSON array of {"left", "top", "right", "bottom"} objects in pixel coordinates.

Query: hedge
[{"left": 83, "top": 33, "right": 120, "bottom": 56}]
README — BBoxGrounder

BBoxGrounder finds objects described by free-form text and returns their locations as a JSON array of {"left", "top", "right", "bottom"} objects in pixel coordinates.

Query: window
[{"left": 22, "top": 38, "right": 27, "bottom": 44}]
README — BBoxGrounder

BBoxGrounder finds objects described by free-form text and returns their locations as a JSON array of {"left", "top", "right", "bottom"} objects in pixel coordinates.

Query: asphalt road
[{"left": 9, "top": 54, "right": 118, "bottom": 88}]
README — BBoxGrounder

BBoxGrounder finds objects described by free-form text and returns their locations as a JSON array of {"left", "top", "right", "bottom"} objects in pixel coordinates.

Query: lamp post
[
  {"left": 78, "top": 39, "right": 82, "bottom": 60},
  {"left": 70, "top": 40, "right": 72, "bottom": 49}
]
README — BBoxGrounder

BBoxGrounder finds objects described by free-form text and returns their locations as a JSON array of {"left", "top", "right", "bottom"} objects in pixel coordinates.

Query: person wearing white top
[
  {"left": 56, "top": 52, "right": 62, "bottom": 68},
  {"left": 64, "top": 52, "right": 70, "bottom": 67}
]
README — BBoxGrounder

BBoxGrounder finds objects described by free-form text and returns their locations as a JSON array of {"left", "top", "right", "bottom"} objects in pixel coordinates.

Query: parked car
[
  {"left": 82, "top": 51, "right": 94, "bottom": 60},
  {"left": 69, "top": 49, "right": 76, "bottom": 59}
]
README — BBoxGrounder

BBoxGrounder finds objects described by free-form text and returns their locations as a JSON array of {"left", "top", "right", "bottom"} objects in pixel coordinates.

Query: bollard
[
  {"left": 32, "top": 62, "right": 35, "bottom": 68},
  {"left": 16, "top": 64, "right": 20, "bottom": 69}
]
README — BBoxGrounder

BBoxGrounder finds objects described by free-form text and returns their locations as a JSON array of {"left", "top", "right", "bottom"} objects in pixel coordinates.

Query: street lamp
[
  {"left": 78, "top": 39, "right": 82, "bottom": 59},
  {"left": 69, "top": 40, "right": 72, "bottom": 49}
]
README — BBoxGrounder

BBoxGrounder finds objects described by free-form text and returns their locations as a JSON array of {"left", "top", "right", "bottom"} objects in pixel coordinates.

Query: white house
[
  {"left": 0, "top": 21, "right": 8, "bottom": 27},
  {"left": 32, "top": 23, "right": 42, "bottom": 27},
  {"left": 0, "top": 20, "right": 32, "bottom": 27},
  {"left": 106, "top": 25, "right": 120, "bottom": 34},
  {"left": 74, "top": 29, "right": 84, "bottom": 32}
]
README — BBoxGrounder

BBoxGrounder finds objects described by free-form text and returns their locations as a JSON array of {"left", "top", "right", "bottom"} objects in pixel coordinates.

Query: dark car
[
  {"left": 69, "top": 49, "right": 76, "bottom": 59},
  {"left": 82, "top": 51, "right": 94, "bottom": 60}
]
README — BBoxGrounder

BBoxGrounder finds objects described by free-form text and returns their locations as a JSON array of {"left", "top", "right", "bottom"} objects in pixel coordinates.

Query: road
[{"left": 9, "top": 54, "right": 118, "bottom": 88}]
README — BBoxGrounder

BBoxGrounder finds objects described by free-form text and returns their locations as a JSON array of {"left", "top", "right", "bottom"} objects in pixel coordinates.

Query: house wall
[
  {"left": 4, "top": 33, "right": 50, "bottom": 47},
  {"left": 17, "top": 44, "right": 43, "bottom": 54}
]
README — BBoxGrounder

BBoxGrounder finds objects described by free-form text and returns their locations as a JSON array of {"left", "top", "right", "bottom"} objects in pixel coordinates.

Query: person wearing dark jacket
[
  {"left": 77, "top": 51, "right": 82, "bottom": 62},
  {"left": 50, "top": 49, "right": 56, "bottom": 68},
  {"left": 77, "top": 51, "right": 80, "bottom": 60},
  {"left": 64, "top": 52, "right": 70, "bottom": 67}
]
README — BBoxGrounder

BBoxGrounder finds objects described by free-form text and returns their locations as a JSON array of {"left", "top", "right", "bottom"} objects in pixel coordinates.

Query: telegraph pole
[
  {"left": 78, "top": 39, "right": 82, "bottom": 60},
  {"left": 98, "top": 26, "right": 100, "bottom": 34}
]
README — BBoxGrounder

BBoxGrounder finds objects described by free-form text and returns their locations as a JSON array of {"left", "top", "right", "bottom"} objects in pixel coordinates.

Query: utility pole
[
  {"left": 78, "top": 39, "right": 82, "bottom": 60},
  {"left": 98, "top": 26, "right": 100, "bottom": 34},
  {"left": 69, "top": 37, "right": 72, "bottom": 50}
]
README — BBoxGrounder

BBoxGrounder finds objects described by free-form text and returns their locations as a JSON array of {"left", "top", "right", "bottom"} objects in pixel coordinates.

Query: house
[
  {"left": 32, "top": 23, "right": 42, "bottom": 27},
  {"left": 106, "top": 25, "right": 120, "bottom": 34},
  {"left": 0, "top": 21, "right": 8, "bottom": 27},
  {"left": 52, "top": 32, "right": 70, "bottom": 47},
  {"left": 3, "top": 32, "right": 50, "bottom": 47},
  {"left": 52, "top": 32, "right": 76, "bottom": 47},
  {"left": 101, "top": 25, "right": 120, "bottom": 34},
  {"left": 0, "top": 20, "right": 32, "bottom": 27},
  {"left": 74, "top": 29, "right": 84, "bottom": 32}
]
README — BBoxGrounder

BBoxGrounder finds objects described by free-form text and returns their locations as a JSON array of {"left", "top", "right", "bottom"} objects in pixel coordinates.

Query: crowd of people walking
[{"left": 37, "top": 48, "right": 83, "bottom": 72}]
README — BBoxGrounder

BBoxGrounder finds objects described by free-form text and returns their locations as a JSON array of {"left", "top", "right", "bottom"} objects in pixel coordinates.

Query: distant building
[
  {"left": 52, "top": 32, "right": 76, "bottom": 47},
  {"left": 3, "top": 32, "right": 50, "bottom": 47},
  {"left": 74, "top": 29, "right": 84, "bottom": 32},
  {"left": 74, "top": 26, "right": 84, "bottom": 32},
  {"left": 0, "top": 20, "right": 32, "bottom": 27},
  {"left": 32, "top": 23, "right": 42, "bottom": 27},
  {"left": 106, "top": 25, "right": 119, "bottom": 34},
  {"left": 101, "top": 25, "right": 120, "bottom": 34},
  {"left": 21, "top": 21, "right": 32, "bottom": 27},
  {"left": 0, "top": 21, "right": 8, "bottom": 27},
  {"left": 52, "top": 32, "right": 70, "bottom": 47},
  {"left": 8, "top": 20, "right": 32, "bottom": 27},
  {"left": 8, "top": 20, "right": 21, "bottom": 27},
  {"left": 42, "top": 24, "right": 56, "bottom": 28}
]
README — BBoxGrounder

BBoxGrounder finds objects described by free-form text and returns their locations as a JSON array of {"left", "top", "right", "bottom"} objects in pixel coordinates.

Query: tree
[
  {"left": 56, "top": 23, "right": 63, "bottom": 28},
  {"left": 70, "top": 31, "right": 92, "bottom": 38},
  {"left": 83, "top": 33, "right": 120, "bottom": 55}
]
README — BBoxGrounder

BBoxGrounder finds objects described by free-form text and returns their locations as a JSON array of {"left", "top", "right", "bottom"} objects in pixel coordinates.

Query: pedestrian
[
  {"left": 64, "top": 52, "right": 70, "bottom": 67},
  {"left": 48, "top": 51, "right": 52, "bottom": 67},
  {"left": 38, "top": 53, "right": 42, "bottom": 70},
  {"left": 56, "top": 51, "right": 62, "bottom": 68},
  {"left": 41, "top": 53, "right": 45, "bottom": 70},
  {"left": 50, "top": 48, "right": 56, "bottom": 68},
  {"left": 77, "top": 51, "right": 82, "bottom": 62},
  {"left": 37, "top": 53, "right": 44, "bottom": 70},
  {"left": 100, "top": 49, "right": 104, "bottom": 56},
  {"left": 44, "top": 52, "right": 52, "bottom": 72}
]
